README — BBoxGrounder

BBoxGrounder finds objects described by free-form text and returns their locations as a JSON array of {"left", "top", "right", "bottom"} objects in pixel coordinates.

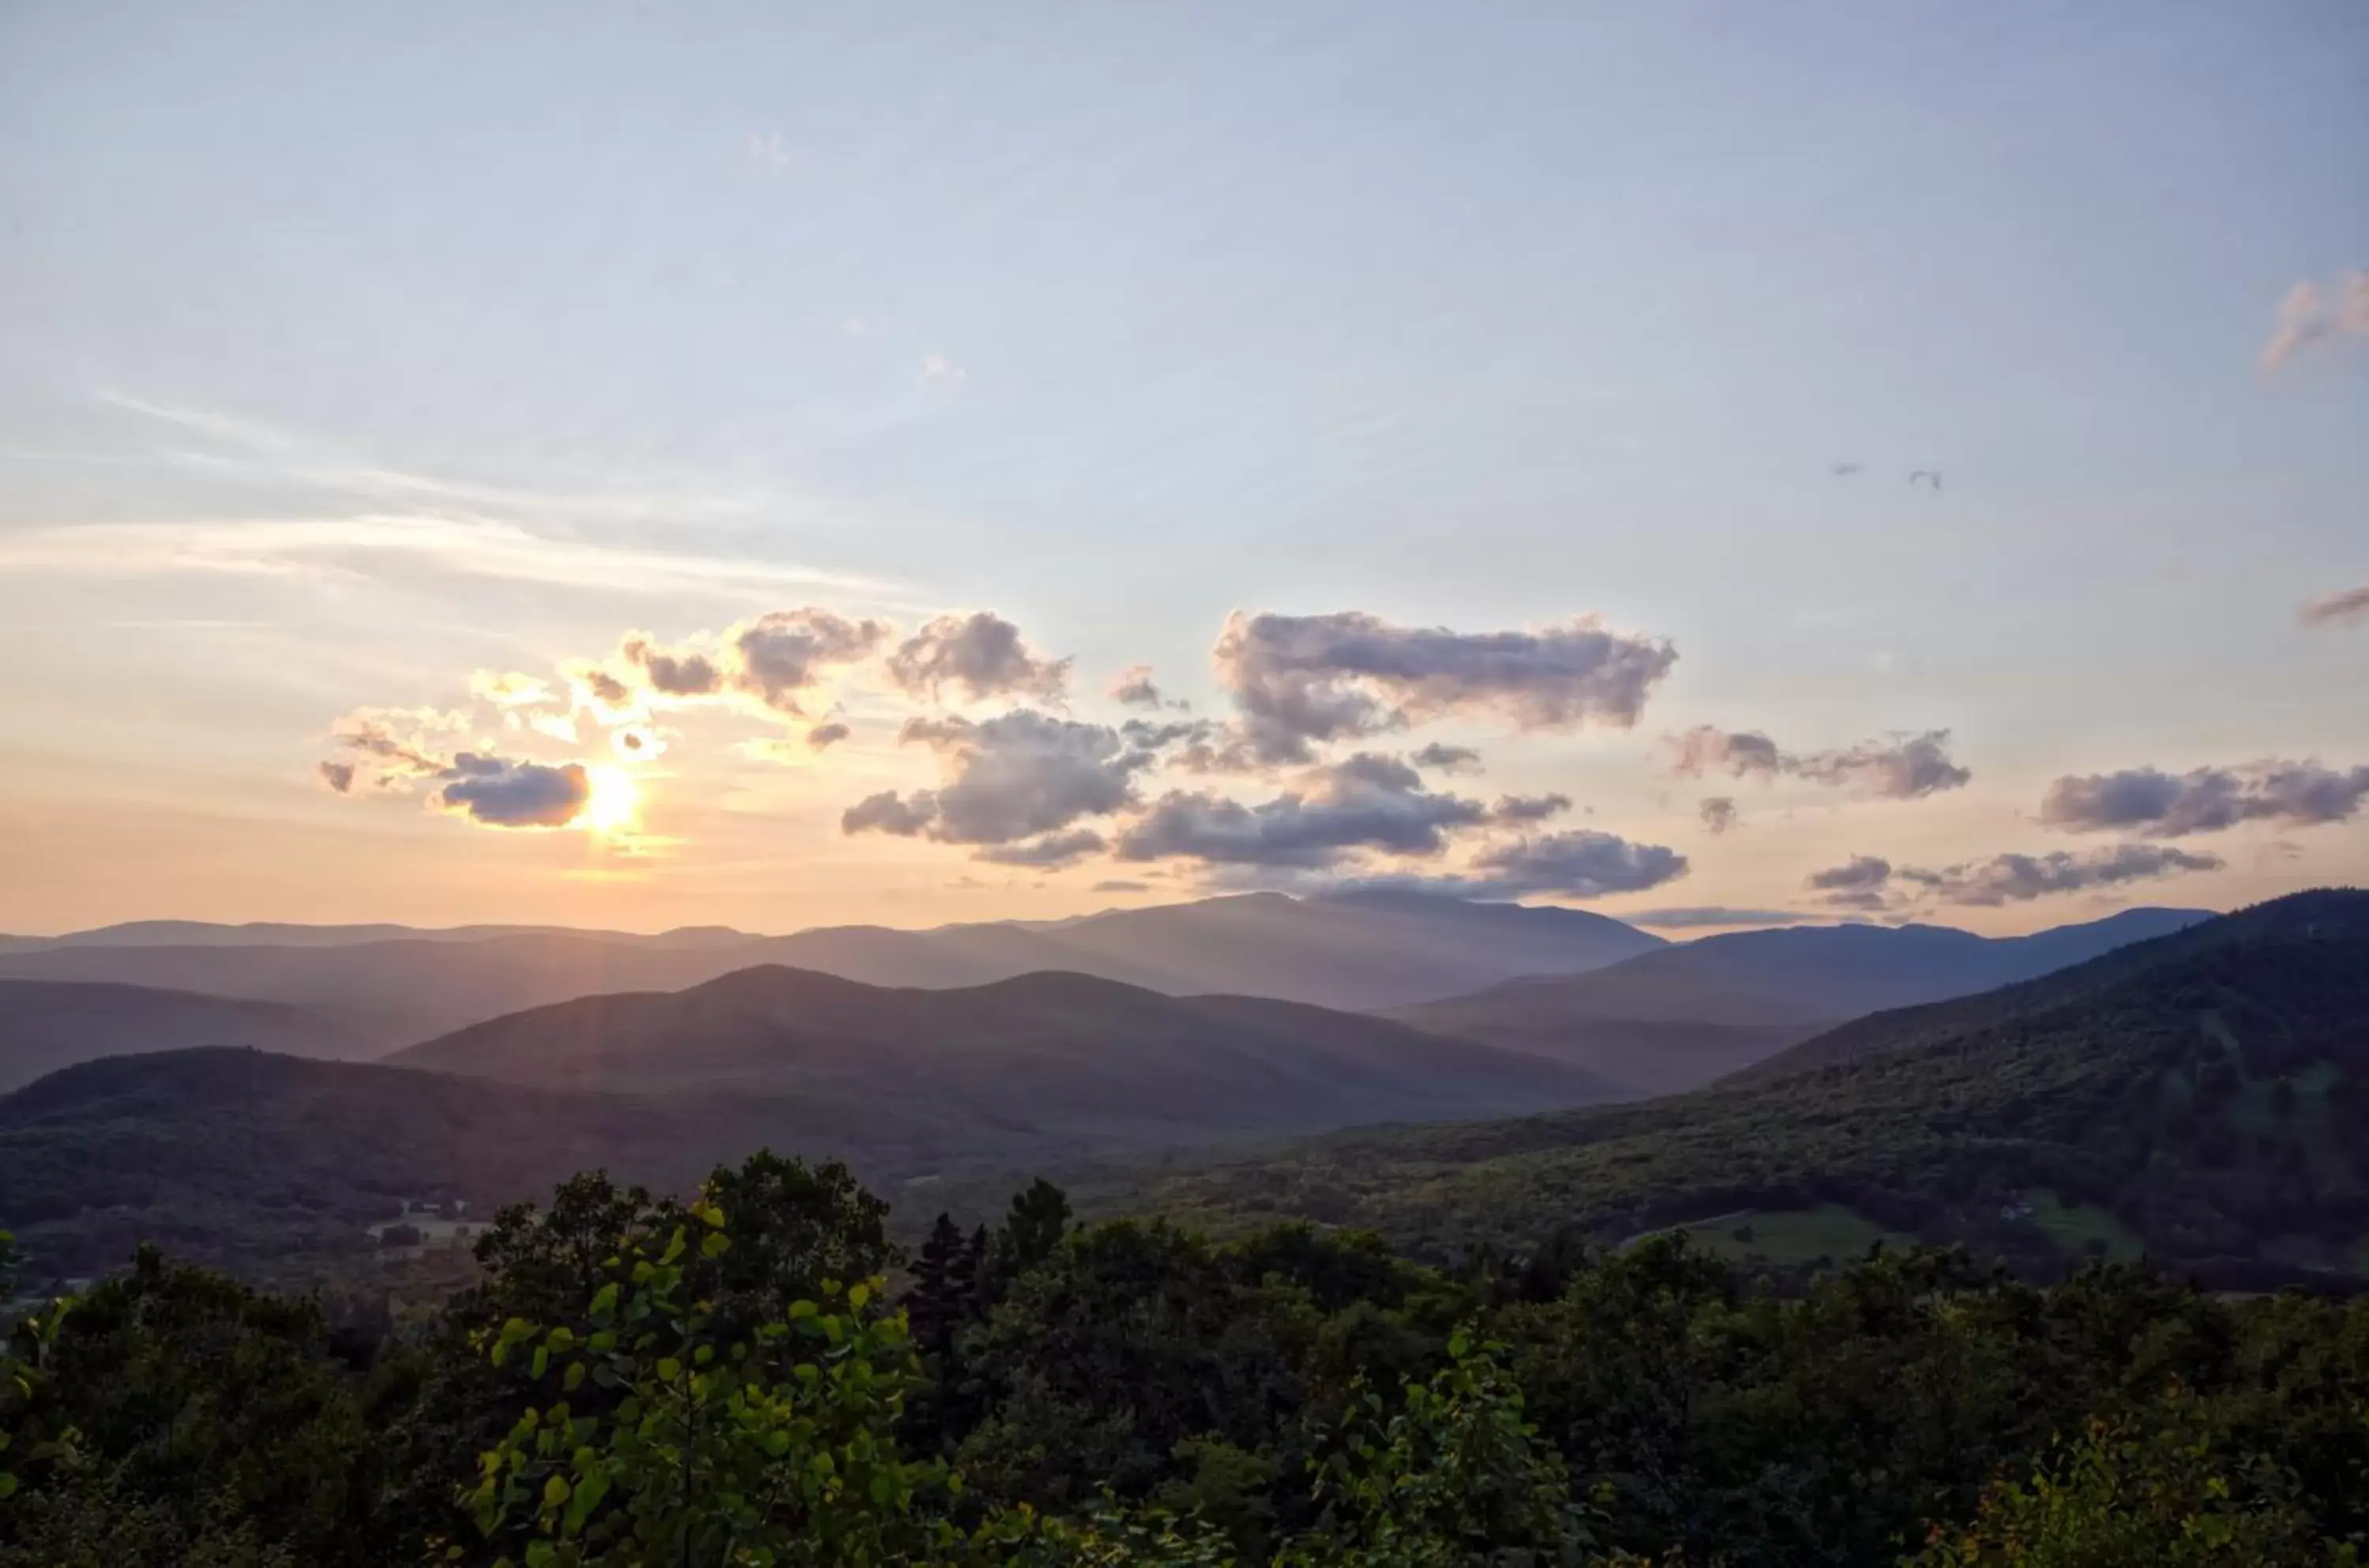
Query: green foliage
[
  {"left": 1138, "top": 927, "right": 2369, "bottom": 1284},
  {"left": 1911, "top": 1389, "right": 2360, "bottom": 1566},
  {"left": 0, "top": 1248, "right": 392, "bottom": 1566},
  {"left": 8, "top": 1153, "right": 2369, "bottom": 1566},
  {"left": 469, "top": 1200, "right": 958, "bottom": 1566},
  {"left": 1294, "top": 1330, "right": 1601, "bottom": 1566}
]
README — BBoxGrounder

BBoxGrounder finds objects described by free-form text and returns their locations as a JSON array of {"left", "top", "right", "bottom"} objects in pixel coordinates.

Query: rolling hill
[
  {"left": 0, "top": 980, "right": 373, "bottom": 1093},
  {"left": 0, "top": 961, "right": 1613, "bottom": 1278},
  {"left": 0, "top": 1048, "right": 723, "bottom": 1277},
  {"left": 1383, "top": 906, "right": 2208, "bottom": 1099},
  {"left": 1134, "top": 891, "right": 2369, "bottom": 1282},
  {"left": 389, "top": 963, "right": 1605, "bottom": 1138},
  {"left": 0, "top": 892, "right": 1663, "bottom": 1046}
]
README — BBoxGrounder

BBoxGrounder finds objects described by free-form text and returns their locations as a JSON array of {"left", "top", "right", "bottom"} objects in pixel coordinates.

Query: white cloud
[{"left": 0, "top": 516, "right": 888, "bottom": 598}]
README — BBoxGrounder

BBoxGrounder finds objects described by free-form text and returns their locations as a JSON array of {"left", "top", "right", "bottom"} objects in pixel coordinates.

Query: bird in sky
[
  {"left": 1832, "top": 461, "right": 1863, "bottom": 476},
  {"left": 1909, "top": 469, "right": 1943, "bottom": 490}
]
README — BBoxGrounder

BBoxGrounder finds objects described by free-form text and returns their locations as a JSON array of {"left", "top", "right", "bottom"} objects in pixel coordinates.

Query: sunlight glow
[{"left": 581, "top": 765, "right": 640, "bottom": 838}]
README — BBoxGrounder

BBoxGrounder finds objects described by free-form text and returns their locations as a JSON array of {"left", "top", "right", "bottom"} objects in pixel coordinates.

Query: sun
[{"left": 581, "top": 765, "right": 641, "bottom": 838}]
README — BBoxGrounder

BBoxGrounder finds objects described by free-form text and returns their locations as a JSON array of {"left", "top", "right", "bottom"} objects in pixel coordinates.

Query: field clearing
[
  {"left": 1673, "top": 1204, "right": 1915, "bottom": 1269},
  {"left": 2025, "top": 1190, "right": 2146, "bottom": 1262}
]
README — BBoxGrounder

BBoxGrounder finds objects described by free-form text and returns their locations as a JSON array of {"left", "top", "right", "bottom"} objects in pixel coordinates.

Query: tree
[
  {"left": 1911, "top": 1390, "right": 2356, "bottom": 1566},
  {"left": 469, "top": 1199, "right": 958, "bottom": 1567},
  {"left": 989, "top": 1181, "right": 1072, "bottom": 1299}
]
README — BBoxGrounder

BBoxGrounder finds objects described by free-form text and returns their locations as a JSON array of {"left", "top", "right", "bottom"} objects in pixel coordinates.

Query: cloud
[
  {"left": 1114, "top": 754, "right": 1490, "bottom": 868},
  {"left": 1699, "top": 796, "right": 1737, "bottom": 835},
  {"left": 2039, "top": 761, "right": 2369, "bottom": 837},
  {"left": 583, "top": 608, "right": 891, "bottom": 723},
  {"left": 1213, "top": 609, "right": 1676, "bottom": 764},
  {"left": 321, "top": 706, "right": 599, "bottom": 831},
  {"left": 747, "top": 130, "right": 794, "bottom": 173},
  {"left": 842, "top": 790, "right": 936, "bottom": 836},
  {"left": 621, "top": 632, "right": 726, "bottom": 697},
  {"left": 434, "top": 754, "right": 591, "bottom": 829},
  {"left": 1669, "top": 725, "right": 1971, "bottom": 799},
  {"left": 2300, "top": 584, "right": 2369, "bottom": 628},
  {"left": 806, "top": 722, "right": 850, "bottom": 752},
  {"left": 1490, "top": 793, "right": 1572, "bottom": 823},
  {"left": 731, "top": 610, "right": 892, "bottom": 712},
  {"left": 1793, "top": 731, "right": 1972, "bottom": 797},
  {"left": 325, "top": 707, "right": 469, "bottom": 782},
  {"left": 2259, "top": 271, "right": 2369, "bottom": 373},
  {"left": 1464, "top": 831, "right": 1689, "bottom": 897},
  {"left": 887, "top": 612, "right": 1069, "bottom": 703},
  {"left": 973, "top": 829, "right": 1107, "bottom": 868},
  {"left": 1627, "top": 906, "right": 1807, "bottom": 929},
  {"left": 0, "top": 515, "right": 884, "bottom": 598},
  {"left": 1904, "top": 844, "right": 2223, "bottom": 906},
  {"left": 469, "top": 670, "right": 557, "bottom": 709},
  {"left": 1410, "top": 743, "right": 1483, "bottom": 774},
  {"left": 1323, "top": 831, "right": 1689, "bottom": 901},
  {"left": 1804, "top": 854, "right": 1895, "bottom": 910},
  {"left": 610, "top": 726, "right": 665, "bottom": 760},
  {"left": 1808, "top": 854, "right": 1894, "bottom": 892},
  {"left": 1091, "top": 880, "right": 1150, "bottom": 894},
  {"left": 842, "top": 710, "right": 1144, "bottom": 847},
  {"left": 1109, "top": 664, "right": 1187, "bottom": 710},
  {"left": 1669, "top": 727, "right": 1783, "bottom": 779}
]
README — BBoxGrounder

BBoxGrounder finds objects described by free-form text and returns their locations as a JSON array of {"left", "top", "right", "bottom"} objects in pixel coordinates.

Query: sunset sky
[{"left": 2, "top": 2, "right": 2363, "bottom": 937}]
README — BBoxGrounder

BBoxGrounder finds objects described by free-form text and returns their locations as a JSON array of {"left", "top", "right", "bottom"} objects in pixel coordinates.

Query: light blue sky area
[{"left": 0, "top": 2, "right": 2363, "bottom": 932}]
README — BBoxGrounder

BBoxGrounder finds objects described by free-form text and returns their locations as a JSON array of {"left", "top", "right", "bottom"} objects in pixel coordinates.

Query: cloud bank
[
  {"left": 1671, "top": 726, "right": 1971, "bottom": 798},
  {"left": 1215, "top": 610, "right": 1676, "bottom": 764},
  {"left": 2040, "top": 761, "right": 2369, "bottom": 838}
]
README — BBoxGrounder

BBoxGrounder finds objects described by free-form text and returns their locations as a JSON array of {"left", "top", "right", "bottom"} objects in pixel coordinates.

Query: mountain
[
  {"left": 0, "top": 1048, "right": 722, "bottom": 1277},
  {"left": 1383, "top": 906, "right": 2209, "bottom": 1099},
  {"left": 388, "top": 963, "right": 1606, "bottom": 1142},
  {"left": 0, "top": 893, "right": 1664, "bottom": 1046},
  {"left": 1133, "top": 891, "right": 2369, "bottom": 1282},
  {"left": 0, "top": 980, "right": 372, "bottom": 1093},
  {"left": 1728, "top": 898, "right": 2337, "bottom": 1086},
  {"left": 1, "top": 958, "right": 1617, "bottom": 1278}
]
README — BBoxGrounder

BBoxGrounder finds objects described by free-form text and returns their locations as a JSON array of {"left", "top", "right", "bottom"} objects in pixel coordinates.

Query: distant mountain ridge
[
  {"left": 0, "top": 892, "right": 1665, "bottom": 1045},
  {"left": 1126, "top": 891, "right": 2369, "bottom": 1281},
  {"left": 387, "top": 961, "right": 1606, "bottom": 1137},
  {"left": 1384, "top": 906, "right": 2209, "bottom": 1099},
  {"left": 0, "top": 980, "right": 372, "bottom": 1094},
  {"left": 0, "top": 958, "right": 1612, "bottom": 1277}
]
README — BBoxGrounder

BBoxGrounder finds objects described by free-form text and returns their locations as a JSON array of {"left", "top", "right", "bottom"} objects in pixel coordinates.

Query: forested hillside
[
  {"left": 1383, "top": 906, "right": 2208, "bottom": 1100},
  {"left": 5, "top": 1153, "right": 2365, "bottom": 1565},
  {"left": 1133, "top": 891, "right": 2369, "bottom": 1282}
]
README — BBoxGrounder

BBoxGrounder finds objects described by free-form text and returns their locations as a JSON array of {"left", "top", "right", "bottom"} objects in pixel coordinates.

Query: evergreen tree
[{"left": 989, "top": 1179, "right": 1072, "bottom": 1300}]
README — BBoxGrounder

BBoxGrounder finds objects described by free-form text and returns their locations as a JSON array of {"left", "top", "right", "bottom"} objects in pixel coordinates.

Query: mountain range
[
  {"left": 0, "top": 892, "right": 1663, "bottom": 1047},
  {"left": 1386, "top": 906, "right": 2210, "bottom": 1099},
  {"left": 1131, "top": 890, "right": 2369, "bottom": 1285}
]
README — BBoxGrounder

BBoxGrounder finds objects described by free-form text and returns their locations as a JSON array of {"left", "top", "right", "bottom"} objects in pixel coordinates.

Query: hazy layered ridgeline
[
  {"left": 0, "top": 891, "right": 1665, "bottom": 1048},
  {"left": 1382, "top": 905, "right": 2209, "bottom": 1099},
  {"left": 1128, "top": 891, "right": 2369, "bottom": 1285}
]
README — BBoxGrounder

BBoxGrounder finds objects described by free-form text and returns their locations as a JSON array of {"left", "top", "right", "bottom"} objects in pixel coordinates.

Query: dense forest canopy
[{"left": 5, "top": 1150, "right": 2367, "bottom": 1565}]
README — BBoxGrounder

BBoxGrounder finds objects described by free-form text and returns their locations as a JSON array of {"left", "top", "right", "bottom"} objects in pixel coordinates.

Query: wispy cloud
[
  {"left": 2258, "top": 270, "right": 2369, "bottom": 373},
  {"left": 0, "top": 515, "right": 889, "bottom": 597},
  {"left": 2300, "top": 583, "right": 2369, "bottom": 628},
  {"left": 746, "top": 130, "right": 795, "bottom": 174}
]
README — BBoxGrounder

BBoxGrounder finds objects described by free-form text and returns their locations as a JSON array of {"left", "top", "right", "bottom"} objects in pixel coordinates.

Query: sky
[{"left": 1, "top": 1, "right": 2363, "bottom": 938}]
